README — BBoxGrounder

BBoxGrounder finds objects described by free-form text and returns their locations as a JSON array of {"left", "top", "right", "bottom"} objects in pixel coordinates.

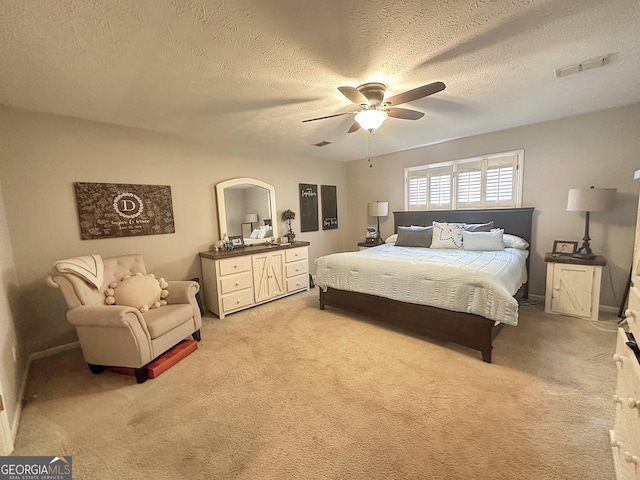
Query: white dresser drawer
[
  {"left": 287, "top": 274, "right": 309, "bottom": 293},
  {"left": 220, "top": 271, "right": 252, "bottom": 295},
  {"left": 222, "top": 288, "right": 254, "bottom": 313},
  {"left": 218, "top": 256, "right": 252, "bottom": 276},
  {"left": 286, "top": 260, "right": 308, "bottom": 278},
  {"left": 628, "top": 286, "right": 640, "bottom": 317},
  {"left": 285, "top": 247, "right": 307, "bottom": 263}
]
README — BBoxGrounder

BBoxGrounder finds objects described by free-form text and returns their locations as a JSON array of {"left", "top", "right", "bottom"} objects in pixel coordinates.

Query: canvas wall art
[{"left": 74, "top": 182, "right": 175, "bottom": 239}]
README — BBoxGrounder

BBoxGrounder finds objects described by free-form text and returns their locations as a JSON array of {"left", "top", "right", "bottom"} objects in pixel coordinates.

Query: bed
[{"left": 315, "top": 207, "right": 534, "bottom": 362}]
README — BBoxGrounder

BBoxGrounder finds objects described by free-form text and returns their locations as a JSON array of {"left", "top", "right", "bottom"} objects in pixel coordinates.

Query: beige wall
[
  {"left": 0, "top": 106, "right": 349, "bottom": 358},
  {"left": 346, "top": 103, "right": 640, "bottom": 309}
]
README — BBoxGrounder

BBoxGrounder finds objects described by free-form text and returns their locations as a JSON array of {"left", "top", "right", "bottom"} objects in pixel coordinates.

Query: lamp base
[{"left": 572, "top": 252, "right": 595, "bottom": 260}]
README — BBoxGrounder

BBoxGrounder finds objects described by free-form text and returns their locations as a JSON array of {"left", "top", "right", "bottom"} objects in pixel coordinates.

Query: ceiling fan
[{"left": 302, "top": 81, "right": 446, "bottom": 133}]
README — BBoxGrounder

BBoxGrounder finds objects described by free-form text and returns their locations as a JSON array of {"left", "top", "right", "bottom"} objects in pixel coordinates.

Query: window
[{"left": 404, "top": 150, "right": 524, "bottom": 210}]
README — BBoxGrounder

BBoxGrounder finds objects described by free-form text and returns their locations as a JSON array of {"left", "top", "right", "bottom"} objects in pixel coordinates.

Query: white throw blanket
[
  {"left": 54, "top": 254, "right": 104, "bottom": 289},
  {"left": 314, "top": 244, "right": 528, "bottom": 325}
]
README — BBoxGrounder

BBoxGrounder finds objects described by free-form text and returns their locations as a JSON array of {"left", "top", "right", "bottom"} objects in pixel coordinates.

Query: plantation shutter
[
  {"left": 485, "top": 155, "right": 518, "bottom": 207},
  {"left": 405, "top": 149, "right": 522, "bottom": 211},
  {"left": 428, "top": 165, "right": 453, "bottom": 210},
  {"left": 407, "top": 168, "right": 428, "bottom": 210},
  {"left": 456, "top": 160, "right": 483, "bottom": 209}
]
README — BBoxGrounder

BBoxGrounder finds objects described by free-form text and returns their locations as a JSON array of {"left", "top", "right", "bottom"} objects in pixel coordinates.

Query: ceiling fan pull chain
[{"left": 368, "top": 132, "right": 373, "bottom": 168}]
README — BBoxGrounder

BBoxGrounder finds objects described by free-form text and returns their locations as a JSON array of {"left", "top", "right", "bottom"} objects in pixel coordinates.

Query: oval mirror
[{"left": 216, "top": 177, "right": 278, "bottom": 246}]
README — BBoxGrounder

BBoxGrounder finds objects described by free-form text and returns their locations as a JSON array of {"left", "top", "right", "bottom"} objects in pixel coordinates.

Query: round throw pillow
[{"left": 104, "top": 273, "right": 169, "bottom": 312}]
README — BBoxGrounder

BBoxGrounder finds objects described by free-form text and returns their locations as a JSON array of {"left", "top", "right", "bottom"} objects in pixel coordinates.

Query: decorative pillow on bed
[
  {"left": 385, "top": 234, "right": 398, "bottom": 244},
  {"left": 462, "top": 229, "right": 505, "bottom": 251},
  {"left": 503, "top": 233, "right": 529, "bottom": 250},
  {"left": 461, "top": 222, "right": 494, "bottom": 232},
  {"left": 395, "top": 226, "right": 433, "bottom": 247},
  {"left": 430, "top": 222, "right": 463, "bottom": 249}
]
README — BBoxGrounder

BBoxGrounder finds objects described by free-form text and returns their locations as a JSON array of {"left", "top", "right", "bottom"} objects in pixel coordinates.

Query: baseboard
[
  {"left": 10, "top": 341, "right": 81, "bottom": 444},
  {"left": 28, "top": 341, "right": 80, "bottom": 362}
]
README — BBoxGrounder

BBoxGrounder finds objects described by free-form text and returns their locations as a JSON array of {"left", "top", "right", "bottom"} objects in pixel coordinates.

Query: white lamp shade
[
  {"left": 355, "top": 109, "right": 388, "bottom": 131},
  {"left": 244, "top": 213, "right": 258, "bottom": 222},
  {"left": 567, "top": 187, "right": 616, "bottom": 212},
  {"left": 368, "top": 201, "right": 389, "bottom": 217}
]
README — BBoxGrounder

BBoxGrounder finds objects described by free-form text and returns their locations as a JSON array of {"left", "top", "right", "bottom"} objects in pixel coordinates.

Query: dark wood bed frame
[{"left": 319, "top": 207, "right": 534, "bottom": 363}]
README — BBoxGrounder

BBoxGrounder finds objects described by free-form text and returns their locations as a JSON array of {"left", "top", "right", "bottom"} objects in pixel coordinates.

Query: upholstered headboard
[{"left": 394, "top": 208, "right": 534, "bottom": 246}]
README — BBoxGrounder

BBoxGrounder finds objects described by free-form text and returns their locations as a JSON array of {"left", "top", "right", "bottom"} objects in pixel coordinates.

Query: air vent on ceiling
[
  {"left": 554, "top": 54, "right": 610, "bottom": 78},
  {"left": 313, "top": 141, "right": 332, "bottom": 147}
]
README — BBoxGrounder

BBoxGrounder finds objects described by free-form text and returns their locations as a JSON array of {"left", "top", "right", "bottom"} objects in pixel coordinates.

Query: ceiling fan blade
[
  {"left": 347, "top": 121, "right": 361, "bottom": 133},
  {"left": 385, "top": 107, "right": 425, "bottom": 120},
  {"left": 383, "top": 82, "right": 446, "bottom": 106},
  {"left": 338, "top": 86, "right": 369, "bottom": 105},
  {"left": 302, "top": 111, "right": 355, "bottom": 123}
]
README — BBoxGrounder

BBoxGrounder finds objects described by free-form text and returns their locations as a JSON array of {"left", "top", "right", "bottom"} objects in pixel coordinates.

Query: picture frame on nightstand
[{"left": 552, "top": 240, "right": 578, "bottom": 256}]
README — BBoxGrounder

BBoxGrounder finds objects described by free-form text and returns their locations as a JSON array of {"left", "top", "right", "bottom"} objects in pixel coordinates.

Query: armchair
[{"left": 47, "top": 254, "right": 201, "bottom": 383}]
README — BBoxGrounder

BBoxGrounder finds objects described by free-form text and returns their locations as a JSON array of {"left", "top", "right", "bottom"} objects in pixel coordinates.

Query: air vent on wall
[
  {"left": 313, "top": 141, "right": 332, "bottom": 147},
  {"left": 555, "top": 54, "right": 610, "bottom": 78}
]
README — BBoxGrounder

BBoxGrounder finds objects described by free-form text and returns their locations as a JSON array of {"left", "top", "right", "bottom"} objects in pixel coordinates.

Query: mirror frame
[{"left": 216, "top": 177, "right": 278, "bottom": 246}]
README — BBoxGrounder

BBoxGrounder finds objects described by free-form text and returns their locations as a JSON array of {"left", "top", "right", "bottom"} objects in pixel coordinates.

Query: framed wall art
[
  {"left": 299, "top": 183, "right": 318, "bottom": 232},
  {"left": 321, "top": 185, "right": 338, "bottom": 230},
  {"left": 74, "top": 182, "right": 175, "bottom": 240}
]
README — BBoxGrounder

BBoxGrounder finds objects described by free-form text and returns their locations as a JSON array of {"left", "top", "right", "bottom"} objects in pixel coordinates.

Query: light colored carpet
[{"left": 13, "top": 289, "right": 617, "bottom": 479}]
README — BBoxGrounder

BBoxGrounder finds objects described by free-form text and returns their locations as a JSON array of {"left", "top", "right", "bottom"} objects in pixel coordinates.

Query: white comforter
[{"left": 314, "top": 244, "right": 529, "bottom": 326}]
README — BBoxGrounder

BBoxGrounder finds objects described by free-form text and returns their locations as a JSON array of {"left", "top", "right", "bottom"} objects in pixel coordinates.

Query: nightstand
[
  {"left": 544, "top": 253, "right": 606, "bottom": 320},
  {"left": 357, "top": 242, "right": 382, "bottom": 251}
]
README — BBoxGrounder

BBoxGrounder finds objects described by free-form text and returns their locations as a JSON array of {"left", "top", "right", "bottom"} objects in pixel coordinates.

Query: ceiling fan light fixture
[{"left": 354, "top": 109, "right": 388, "bottom": 132}]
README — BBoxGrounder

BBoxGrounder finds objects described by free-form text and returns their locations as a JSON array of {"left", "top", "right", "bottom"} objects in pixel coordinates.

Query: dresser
[
  {"left": 611, "top": 170, "right": 640, "bottom": 479},
  {"left": 199, "top": 241, "right": 310, "bottom": 319}
]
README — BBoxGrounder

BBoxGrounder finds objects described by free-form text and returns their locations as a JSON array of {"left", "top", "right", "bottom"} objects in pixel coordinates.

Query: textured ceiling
[{"left": 0, "top": 0, "right": 639, "bottom": 162}]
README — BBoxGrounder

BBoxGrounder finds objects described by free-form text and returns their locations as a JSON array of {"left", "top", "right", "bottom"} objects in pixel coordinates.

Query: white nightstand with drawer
[{"left": 544, "top": 253, "right": 606, "bottom": 321}]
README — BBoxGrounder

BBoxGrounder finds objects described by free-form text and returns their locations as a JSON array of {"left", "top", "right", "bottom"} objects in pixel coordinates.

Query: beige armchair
[{"left": 47, "top": 254, "right": 201, "bottom": 383}]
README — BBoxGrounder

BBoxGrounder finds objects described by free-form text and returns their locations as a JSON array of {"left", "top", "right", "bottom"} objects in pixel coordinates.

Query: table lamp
[
  {"left": 567, "top": 186, "right": 616, "bottom": 259},
  {"left": 367, "top": 201, "right": 389, "bottom": 244}
]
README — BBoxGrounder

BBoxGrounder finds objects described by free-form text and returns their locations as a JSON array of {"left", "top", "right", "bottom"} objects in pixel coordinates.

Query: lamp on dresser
[
  {"left": 241, "top": 213, "right": 258, "bottom": 238},
  {"left": 566, "top": 186, "right": 616, "bottom": 259},
  {"left": 367, "top": 201, "right": 389, "bottom": 244}
]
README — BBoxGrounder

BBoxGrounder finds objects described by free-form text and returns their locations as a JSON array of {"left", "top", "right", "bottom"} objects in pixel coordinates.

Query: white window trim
[{"left": 403, "top": 149, "right": 524, "bottom": 210}]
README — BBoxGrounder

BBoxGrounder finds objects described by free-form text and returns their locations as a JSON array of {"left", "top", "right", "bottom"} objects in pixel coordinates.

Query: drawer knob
[
  {"left": 613, "top": 354, "right": 623, "bottom": 364},
  {"left": 624, "top": 452, "right": 639, "bottom": 464},
  {"left": 234, "top": 264, "right": 238, "bottom": 269},
  {"left": 625, "top": 309, "right": 635, "bottom": 319},
  {"left": 236, "top": 300, "right": 240, "bottom": 304},
  {"left": 629, "top": 398, "right": 640, "bottom": 409},
  {"left": 610, "top": 430, "right": 620, "bottom": 448},
  {"left": 614, "top": 394, "right": 623, "bottom": 405},
  {"left": 235, "top": 282, "right": 239, "bottom": 286}
]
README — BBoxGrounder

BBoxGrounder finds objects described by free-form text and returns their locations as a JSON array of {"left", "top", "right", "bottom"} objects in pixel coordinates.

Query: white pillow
[
  {"left": 463, "top": 229, "right": 505, "bottom": 251},
  {"left": 385, "top": 234, "right": 398, "bottom": 244},
  {"left": 257, "top": 225, "right": 270, "bottom": 238},
  {"left": 503, "top": 233, "right": 529, "bottom": 250},
  {"left": 431, "top": 222, "right": 463, "bottom": 249},
  {"left": 249, "top": 229, "right": 260, "bottom": 239}
]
